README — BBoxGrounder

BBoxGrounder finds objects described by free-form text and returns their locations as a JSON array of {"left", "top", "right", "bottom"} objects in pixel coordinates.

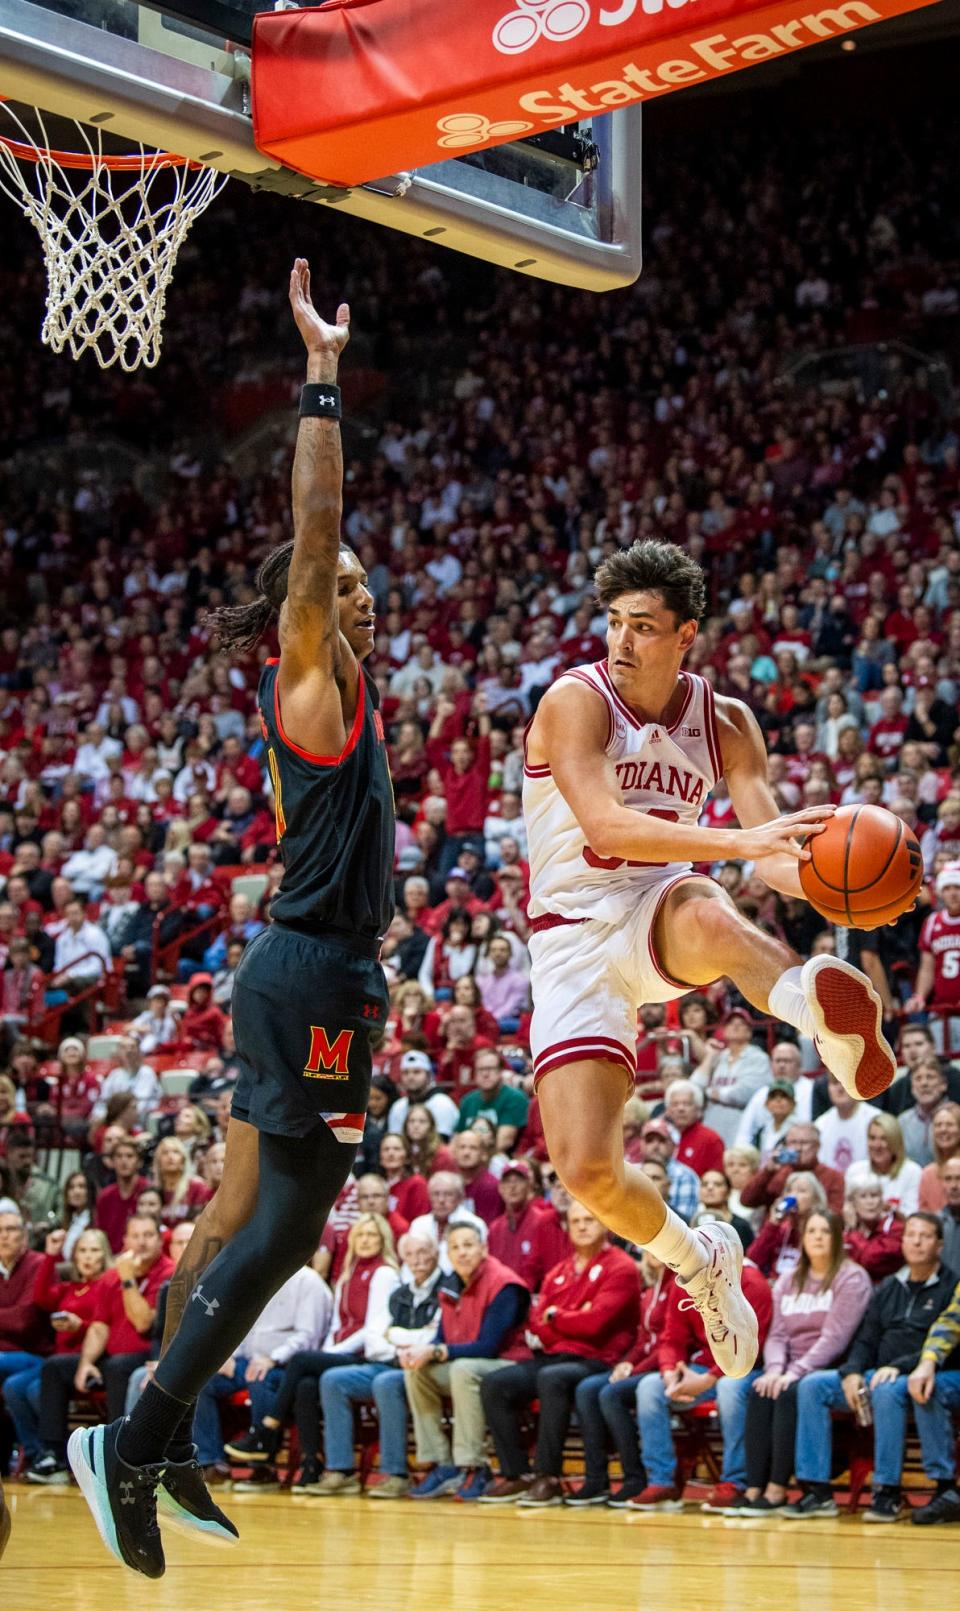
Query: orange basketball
[{"left": 798, "top": 803, "right": 924, "bottom": 928}]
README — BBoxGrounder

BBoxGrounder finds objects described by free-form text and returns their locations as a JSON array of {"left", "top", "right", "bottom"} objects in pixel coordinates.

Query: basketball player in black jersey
[{"left": 69, "top": 260, "right": 396, "bottom": 1577}]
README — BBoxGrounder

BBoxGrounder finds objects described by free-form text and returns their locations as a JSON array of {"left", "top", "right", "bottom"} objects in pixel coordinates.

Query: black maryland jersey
[{"left": 258, "top": 657, "right": 395, "bottom": 941}]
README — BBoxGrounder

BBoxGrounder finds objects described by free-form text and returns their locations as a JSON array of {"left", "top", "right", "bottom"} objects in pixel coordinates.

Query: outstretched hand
[
  {"left": 288, "top": 258, "right": 350, "bottom": 358},
  {"left": 738, "top": 804, "right": 835, "bottom": 862}
]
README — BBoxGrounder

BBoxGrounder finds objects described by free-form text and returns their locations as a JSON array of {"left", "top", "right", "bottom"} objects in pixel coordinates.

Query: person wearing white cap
[
  {"left": 127, "top": 986, "right": 180, "bottom": 1055},
  {"left": 905, "top": 864, "right": 960, "bottom": 1055},
  {"left": 387, "top": 1051, "right": 459, "bottom": 1139}
]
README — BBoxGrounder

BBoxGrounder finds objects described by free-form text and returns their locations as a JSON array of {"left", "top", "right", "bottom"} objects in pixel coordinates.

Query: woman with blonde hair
[
  {"left": 918, "top": 1102, "right": 960, "bottom": 1211},
  {"left": 16, "top": 1225, "right": 112, "bottom": 1481},
  {"left": 845, "top": 1113, "right": 922, "bottom": 1215},
  {"left": 225, "top": 1213, "right": 400, "bottom": 1489},
  {"left": 152, "top": 1135, "right": 213, "bottom": 1227},
  {"left": 172, "top": 1102, "right": 212, "bottom": 1159}
]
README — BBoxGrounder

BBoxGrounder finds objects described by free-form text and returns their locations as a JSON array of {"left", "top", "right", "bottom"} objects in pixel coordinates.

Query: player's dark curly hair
[
  {"left": 594, "top": 539, "right": 707, "bottom": 625},
  {"left": 208, "top": 540, "right": 353, "bottom": 653}
]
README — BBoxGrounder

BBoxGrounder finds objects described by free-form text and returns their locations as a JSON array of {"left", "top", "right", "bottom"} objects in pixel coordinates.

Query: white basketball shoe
[{"left": 801, "top": 955, "right": 896, "bottom": 1101}]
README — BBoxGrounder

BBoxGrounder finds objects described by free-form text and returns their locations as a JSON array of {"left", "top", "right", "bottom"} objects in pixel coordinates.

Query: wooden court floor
[{"left": 4, "top": 1481, "right": 960, "bottom": 1611}]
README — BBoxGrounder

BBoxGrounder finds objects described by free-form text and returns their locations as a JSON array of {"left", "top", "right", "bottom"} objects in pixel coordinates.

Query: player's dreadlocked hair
[{"left": 208, "top": 540, "right": 354, "bottom": 654}]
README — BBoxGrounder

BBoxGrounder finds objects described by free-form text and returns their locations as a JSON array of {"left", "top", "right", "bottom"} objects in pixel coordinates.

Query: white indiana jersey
[{"left": 524, "top": 659, "right": 724, "bottom": 925}]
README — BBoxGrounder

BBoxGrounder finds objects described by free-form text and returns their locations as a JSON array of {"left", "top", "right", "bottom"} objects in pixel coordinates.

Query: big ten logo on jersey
[{"left": 303, "top": 1025, "right": 355, "bottom": 1081}]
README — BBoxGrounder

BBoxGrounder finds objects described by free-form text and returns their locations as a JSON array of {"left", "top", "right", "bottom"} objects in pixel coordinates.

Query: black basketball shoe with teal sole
[
  {"left": 157, "top": 1451, "right": 239, "bottom": 1546},
  {"left": 67, "top": 1421, "right": 166, "bottom": 1578}
]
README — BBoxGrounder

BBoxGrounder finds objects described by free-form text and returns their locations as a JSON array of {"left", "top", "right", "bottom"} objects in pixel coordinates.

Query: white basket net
[{"left": 0, "top": 104, "right": 228, "bottom": 371}]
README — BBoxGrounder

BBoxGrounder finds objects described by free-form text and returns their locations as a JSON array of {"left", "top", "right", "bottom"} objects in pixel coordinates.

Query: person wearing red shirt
[
  {"left": 435, "top": 1006, "right": 496, "bottom": 1094},
  {"left": 479, "top": 1201, "right": 641, "bottom": 1507},
  {"left": 450, "top": 1130, "right": 502, "bottom": 1227},
  {"left": 740, "top": 1121, "right": 846, "bottom": 1216},
  {"left": 95, "top": 1137, "right": 149, "bottom": 1254},
  {"left": 488, "top": 1160, "right": 571, "bottom": 1292},
  {"left": 178, "top": 972, "right": 228, "bottom": 1054},
  {"left": 426, "top": 701, "right": 492, "bottom": 870},
  {"left": 568, "top": 1252, "right": 675, "bottom": 1505},
  {"left": 14, "top": 1226, "right": 110, "bottom": 1478},
  {"left": 378, "top": 1133, "right": 431, "bottom": 1224},
  {"left": 631, "top": 1260, "right": 774, "bottom": 1511},
  {"left": 867, "top": 687, "right": 909, "bottom": 770},
  {"left": 906, "top": 867, "right": 960, "bottom": 1052},
  {"left": 31, "top": 1214, "right": 172, "bottom": 1481},
  {"left": 843, "top": 1179, "right": 905, "bottom": 1282},
  {"left": 664, "top": 1082, "right": 726, "bottom": 1177},
  {"left": 421, "top": 870, "right": 487, "bottom": 937},
  {"left": 318, "top": 1174, "right": 408, "bottom": 1285}
]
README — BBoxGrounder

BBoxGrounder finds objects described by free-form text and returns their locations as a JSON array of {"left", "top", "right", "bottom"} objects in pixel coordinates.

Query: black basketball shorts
[{"left": 230, "top": 922, "right": 389, "bottom": 1141}]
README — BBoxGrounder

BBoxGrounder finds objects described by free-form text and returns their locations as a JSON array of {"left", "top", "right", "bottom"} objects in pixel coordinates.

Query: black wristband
[{"left": 299, "top": 382, "right": 342, "bottom": 419}]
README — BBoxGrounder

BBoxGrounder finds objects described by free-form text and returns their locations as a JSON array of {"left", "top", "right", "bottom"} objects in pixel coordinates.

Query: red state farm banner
[{"left": 252, "top": 0, "right": 939, "bottom": 187}]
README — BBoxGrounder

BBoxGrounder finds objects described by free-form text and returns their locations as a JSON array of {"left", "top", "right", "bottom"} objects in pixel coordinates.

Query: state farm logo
[
  {"left": 492, "top": 0, "right": 697, "bottom": 56},
  {"left": 437, "top": 112, "right": 534, "bottom": 149}
]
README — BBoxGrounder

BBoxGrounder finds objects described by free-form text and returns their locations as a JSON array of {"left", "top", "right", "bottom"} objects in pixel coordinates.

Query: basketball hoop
[{"left": 0, "top": 103, "right": 228, "bottom": 371}]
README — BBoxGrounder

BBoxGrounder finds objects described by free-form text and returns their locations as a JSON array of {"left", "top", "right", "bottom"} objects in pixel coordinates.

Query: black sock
[
  {"left": 118, "top": 1380, "right": 192, "bottom": 1469},
  {"left": 165, "top": 1400, "right": 198, "bottom": 1464}
]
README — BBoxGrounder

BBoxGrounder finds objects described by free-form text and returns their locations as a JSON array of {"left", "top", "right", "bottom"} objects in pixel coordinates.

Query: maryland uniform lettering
[{"left": 303, "top": 1025, "right": 355, "bottom": 1080}]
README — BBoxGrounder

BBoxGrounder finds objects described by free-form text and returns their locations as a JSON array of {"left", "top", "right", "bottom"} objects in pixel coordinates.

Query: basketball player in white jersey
[{"left": 524, "top": 539, "right": 896, "bottom": 1378}]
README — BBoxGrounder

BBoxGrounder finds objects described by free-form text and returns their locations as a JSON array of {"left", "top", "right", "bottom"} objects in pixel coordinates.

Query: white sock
[
  {"left": 644, "top": 1205, "right": 708, "bottom": 1281},
  {"left": 768, "top": 964, "right": 818, "bottom": 1041}
]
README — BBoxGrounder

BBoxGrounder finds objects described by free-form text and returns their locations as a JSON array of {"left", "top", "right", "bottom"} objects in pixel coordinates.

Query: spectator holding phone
[
  {"left": 739, "top": 1123, "right": 845, "bottom": 1215},
  {"left": 12, "top": 1227, "right": 111, "bottom": 1479},
  {"left": 735, "top": 1174, "right": 828, "bottom": 1280}
]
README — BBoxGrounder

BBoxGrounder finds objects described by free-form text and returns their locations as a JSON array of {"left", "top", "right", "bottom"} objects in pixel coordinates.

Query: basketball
[{"left": 799, "top": 803, "right": 924, "bottom": 928}]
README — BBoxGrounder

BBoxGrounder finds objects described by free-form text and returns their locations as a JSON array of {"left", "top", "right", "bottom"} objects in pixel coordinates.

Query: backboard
[{"left": 0, "top": 0, "right": 642, "bottom": 290}]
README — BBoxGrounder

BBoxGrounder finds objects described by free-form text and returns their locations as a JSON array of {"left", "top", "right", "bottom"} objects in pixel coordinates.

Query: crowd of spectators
[{"left": 4, "top": 67, "right": 960, "bottom": 1520}]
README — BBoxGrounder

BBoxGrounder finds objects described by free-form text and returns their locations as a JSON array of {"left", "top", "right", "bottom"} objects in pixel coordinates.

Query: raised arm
[
  {"left": 277, "top": 258, "right": 355, "bottom": 753},
  {"left": 534, "top": 683, "right": 830, "bottom": 866}
]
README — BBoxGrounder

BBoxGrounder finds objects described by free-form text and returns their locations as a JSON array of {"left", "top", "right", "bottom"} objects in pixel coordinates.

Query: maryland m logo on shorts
[{"left": 303, "top": 1025, "right": 355, "bottom": 1081}]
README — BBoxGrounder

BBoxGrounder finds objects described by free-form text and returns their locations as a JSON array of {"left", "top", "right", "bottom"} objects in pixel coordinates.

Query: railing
[{"left": 25, "top": 951, "right": 125, "bottom": 1047}]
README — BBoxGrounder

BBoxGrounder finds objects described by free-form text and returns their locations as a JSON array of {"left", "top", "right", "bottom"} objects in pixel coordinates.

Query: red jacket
[
  {"left": 489, "top": 1200, "right": 571, "bottom": 1293},
  {"left": 386, "top": 1174, "right": 431, "bottom": 1224},
  {"left": 179, "top": 1000, "right": 228, "bottom": 1052},
  {"left": 0, "top": 1248, "right": 52, "bottom": 1354},
  {"left": 741, "top": 1159, "right": 845, "bottom": 1215},
  {"left": 438, "top": 1250, "right": 529, "bottom": 1359},
  {"left": 426, "top": 735, "right": 490, "bottom": 834},
  {"left": 34, "top": 1253, "right": 107, "bottom": 1354},
  {"left": 518, "top": 1095, "right": 548, "bottom": 1161},
  {"left": 844, "top": 1212, "right": 905, "bottom": 1282},
  {"left": 530, "top": 1243, "right": 641, "bottom": 1364},
  {"left": 673, "top": 1120, "right": 725, "bottom": 1178},
  {"left": 627, "top": 1270, "right": 676, "bottom": 1375},
  {"left": 659, "top": 1262, "right": 773, "bottom": 1376}
]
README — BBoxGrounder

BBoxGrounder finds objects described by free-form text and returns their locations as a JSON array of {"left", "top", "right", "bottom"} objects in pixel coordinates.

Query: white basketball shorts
[{"left": 529, "top": 873, "right": 714, "bottom": 1095}]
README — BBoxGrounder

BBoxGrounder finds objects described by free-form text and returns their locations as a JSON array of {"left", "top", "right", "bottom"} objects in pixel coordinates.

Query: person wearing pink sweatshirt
[{"left": 731, "top": 1210, "right": 871, "bottom": 1515}]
